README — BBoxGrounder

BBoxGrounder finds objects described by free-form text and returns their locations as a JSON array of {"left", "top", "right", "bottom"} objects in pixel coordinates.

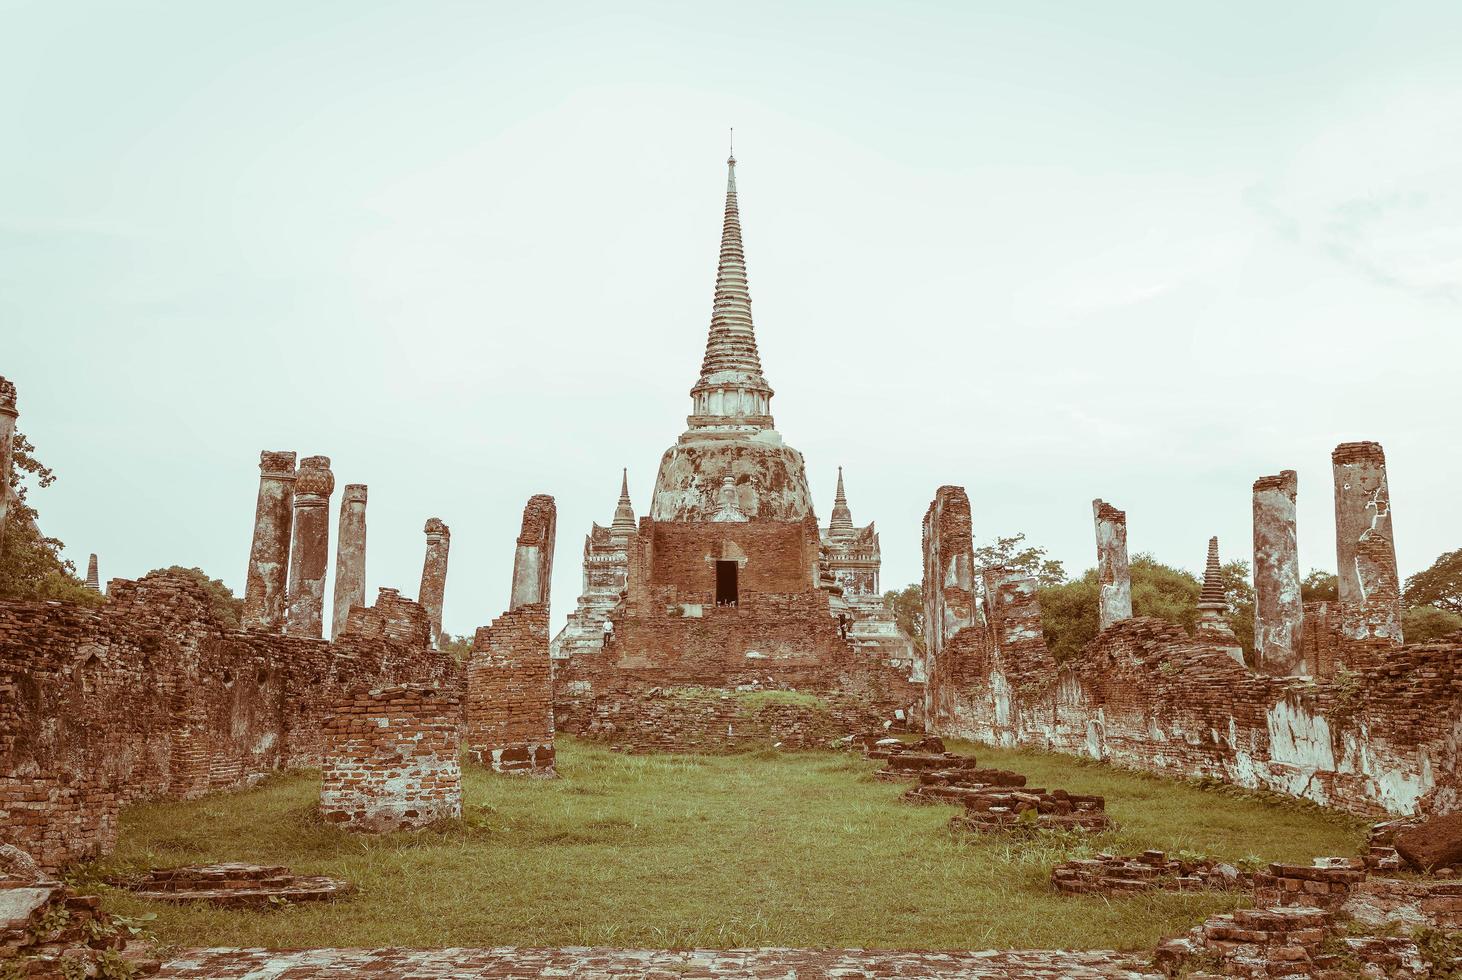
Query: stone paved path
[{"left": 159, "top": 947, "right": 1161, "bottom": 978}]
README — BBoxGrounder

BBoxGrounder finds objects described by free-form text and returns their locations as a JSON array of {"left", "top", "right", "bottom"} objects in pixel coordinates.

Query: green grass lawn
[{"left": 86, "top": 736, "right": 1365, "bottom": 952}]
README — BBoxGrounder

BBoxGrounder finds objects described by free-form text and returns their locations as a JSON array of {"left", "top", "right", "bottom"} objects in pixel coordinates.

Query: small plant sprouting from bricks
[
  {"left": 1414, "top": 927, "right": 1462, "bottom": 978},
  {"left": 1328, "top": 666, "right": 1363, "bottom": 729}
]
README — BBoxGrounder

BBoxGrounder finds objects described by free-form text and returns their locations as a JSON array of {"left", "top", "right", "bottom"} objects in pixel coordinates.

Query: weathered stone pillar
[
  {"left": 330, "top": 484, "right": 368, "bottom": 640},
  {"left": 509, "top": 495, "right": 556, "bottom": 611},
  {"left": 1092, "top": 499, "right": 1132, "bottom": 629},
  {"left": 242, "top": 450, "right": 297, "bottom": 631},
  {"left": 285, "top": 455, "right": 335, "bottom": 637},
  {"left": 418, "top": 518, "right": 451, "bottom": 648},
  {"left": 1195, "top": 536, "right": 1244, "bottom": 665},
  {"left": 920, "top": 486, "right": 978, "bottom": 727},
  {"left": 1253, "top": 470, "right": 1304, "bottom": 674},
  {"left": 1332, "top": 441, "right": 1403, "bottom": 644},
  {"left": 84, "top": 554, "right": 100, "bottom": 593},
  {"left": 0, "top": 377, "right": 17, "bottom": 553}
]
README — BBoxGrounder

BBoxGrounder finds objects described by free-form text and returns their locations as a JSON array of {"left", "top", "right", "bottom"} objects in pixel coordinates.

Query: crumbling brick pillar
[
  {"left": 466, "top": 495, "right": 557, "bottom": 775},
  {"left": 922, "top": 487, "right": 978, "bottom": 657},
  {"left": 509, "top": 495, "right": 556, "bottom": 610},
  {"left": 1253, "top": 470, "right": 1304, "bottom": 675},
  {"left": 921, "top": 487, "right": 978, "bottom": 726},
  {"left": 1332, "top": 441, "right": 1403, "bottom": 644},
  {"left": 465, "top": 603, "right": 555, "bottom": 774},
  {"left": 418, "top": 518, "right": 451, "bottom": 647},
  {"left": 0, "top": 376, "right": 15, "bottom": 553},
  {"left": 84, "top": 554, "right": 100, "bottom": 593},
  {"left": 981, "top": 568, "right": 1055, "bottom": 681},
  {"left": 242, "top": 450, "right": 297, "bottom": 631},
  {"left": 1092, "top": 499, "right": 1132, "bottom": 630},
  {"left": 285, "top": 455, "right": 335, "bottom": 638},
  {"left": 319, "top": 684, "right": 462, "bottom": 833},
  {"left": 331, "top": 484, "right": 368, "bottom": 640}
]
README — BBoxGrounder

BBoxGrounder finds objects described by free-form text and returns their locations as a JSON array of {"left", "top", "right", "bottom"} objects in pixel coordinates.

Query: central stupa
[{"left": 649, "top": 153, "right": 814, "bottom": 522}]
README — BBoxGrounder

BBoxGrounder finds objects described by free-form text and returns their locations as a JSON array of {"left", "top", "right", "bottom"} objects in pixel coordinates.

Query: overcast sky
[{"left": 5, "top": 1, "right": 1460, "bottom": 638}]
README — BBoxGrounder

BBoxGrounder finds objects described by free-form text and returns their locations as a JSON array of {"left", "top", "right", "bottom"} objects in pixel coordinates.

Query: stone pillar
[
  {"left": 84, "top": 554, "right": 100, "bottom": 593},
  {"left": 0, "top": 377, "right": 17, "bottom": 553},
  {"left": 285, "top": 455, "right": 335, "bottom": 638},
  {"left": 242, "top": 450, "right": 297, "bottom": 631},
  {"left": 1195, "top": 536, "right": 1244, "bottom": 665},
  {"left": 920, "top": 486, "right": 978, "bottom": 727},
  {"left": 509, "top": 495, "right": 556, "bottom": 611},
  {"left": 418, "top": 518, "right": 451, "bottom": 648},
  {"left": 1332, "top": 441, "right": 1403, "bottom": 644},
  {"left": 330, "top": 484, "right": 368, "bottom": 640},
  {"left": 1091, "top": 499, "right": 1132, "bottom": 629},
  {"left": 1253, "top": 470, "right": 1304, "bottom": 675},
  {"left": 320, "top": 684, "right": 462, "bottom": 833}
]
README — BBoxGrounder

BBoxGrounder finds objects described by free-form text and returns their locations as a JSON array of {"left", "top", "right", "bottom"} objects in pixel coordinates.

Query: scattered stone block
[
  {"left": 113, "top": 864, "right": 353, "bottom": 909},
  {"left": 1394, "top": 811, "right": 1462, "bottom": 872}
]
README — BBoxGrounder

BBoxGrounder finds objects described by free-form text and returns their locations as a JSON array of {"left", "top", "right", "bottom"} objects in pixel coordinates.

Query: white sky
[{"left": 5, "top": 1, "right": 1461, "bottom": 637}]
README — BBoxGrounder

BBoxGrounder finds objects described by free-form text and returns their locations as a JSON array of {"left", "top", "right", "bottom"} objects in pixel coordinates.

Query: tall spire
[
  {"left": 829, "top": 466, "right": 854, "bottom": 534},
  {"left": 687, "top": 150, "right": 775, "bottom": 433},
  {"left": 610, "top": 468, "right": 637, "bottom": 537},
  {"left": 1199, "top": 536, "right": 1225, "bottom": 607}
]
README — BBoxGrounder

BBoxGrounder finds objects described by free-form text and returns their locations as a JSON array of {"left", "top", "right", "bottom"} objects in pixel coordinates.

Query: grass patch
[{"left": 86, "top": 736, "right": 1364, "bottom": 951}]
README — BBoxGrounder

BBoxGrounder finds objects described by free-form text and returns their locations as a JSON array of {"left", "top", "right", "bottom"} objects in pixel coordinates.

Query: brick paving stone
[{"left": 158, "top": 947, "right": 1161, "bottom": 979}]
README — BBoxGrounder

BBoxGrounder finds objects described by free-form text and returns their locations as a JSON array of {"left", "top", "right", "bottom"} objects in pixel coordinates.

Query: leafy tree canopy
[
  {"left": 1403, "top": 547, "right": 1462, "bottom": 615},
  {"left": 1300, "top": 569, "right": 1338, "bottom": 603},
  {"left": 973, "top": 533, "right": 1067, "bottom": 588},
  {"left": 0, "top": 431, "right": 100, "bottom": 605},
  {"left": 882, "top": 583, "right": 925, "bottom": 654},
  {"left": 1402, "top": 604, "right": 1462, "bottom": 643},
  {"left": 147, "top": 565, "right": 243, "bottom": 630}
]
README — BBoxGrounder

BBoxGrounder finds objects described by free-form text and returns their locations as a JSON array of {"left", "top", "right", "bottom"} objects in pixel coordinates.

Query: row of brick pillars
[
  {"left": 1091, "top": 440, "right": 1403, "bottom": 673},
  {"left": 240, "top": 450, "right": 452, "bottom": 644}
]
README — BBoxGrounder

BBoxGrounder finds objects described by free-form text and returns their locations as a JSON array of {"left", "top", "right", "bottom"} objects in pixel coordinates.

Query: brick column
[
  {"left": 1253, "top": 470, "right": 1304, "bottom": 674},
  {"left": 509, "top": 495, "right": 556, "bottom": 611},
  {"left": 330, "top": 484, "right": 368, "bottom": 640},
  {"left": 1092, "top": 499, "right": 1132, "bottom": 629},
  {"left": 84, "top": 554, "right": 100, "bottom": 593},
  {"left": 242, "top": 451, "right": 297, "bottom": 631},
  {"left": 418, "top": 518, "right": 451, "bottom": 647},
  {"left": 319, "top": 684, "right": 461, "bottom": 833},
  {"left": 0, "top": 377, "right": 17, "bottom": 553},
  {"left": 1332, "top": 442, "right": 1403, "bottom": 644},
  {"left": 920, "top": 486, "right": 978, "bottom": 723},
  {"left": 286, "top": 455, "right": 335, "bottom": 638}
]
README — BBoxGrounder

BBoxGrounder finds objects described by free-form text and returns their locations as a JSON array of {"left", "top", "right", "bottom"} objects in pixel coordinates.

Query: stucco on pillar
[
  {"left": 0, "top": 377, "right": 17, "bottom": 554},
  {"left": 1092, "top": 499, "right": 1132, "bottom": 630},
  {"left": 418, "top": 517, "right": 451, "bottom": 647},
  {"left": 286, "top": 455, "right": 335, "bottom": 638},
  {"left": 242, "top": 450, "right": 297, "bottom": 631},
  {"left": 331, "top": 484, "right": 368, "bottom": 640},
  {"left": 1332, "top": 441, "right": 1403, "bottom": 644},
  {"left": 1253, "top": 470, "right": 1304, "bottom": 674},
  {"left": 510, "top": 495, "right": 556, "bottom": 612}
]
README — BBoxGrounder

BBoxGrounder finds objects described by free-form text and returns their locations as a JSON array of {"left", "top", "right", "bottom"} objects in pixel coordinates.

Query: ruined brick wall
[
  {"left": 921, "top": 487, "right": 982, "bottom": 726},
  {"left": 465, "top": 602, "right": 554, "bottom": 774},
  {"left": 639, "top": 517, "right": 819, "bottom": 597},
  {"left": 931, "top": 612, "right": 1461, "bottom": 817},
  {"left": 319, "top": 684, "right": 461, "bottom": 833},
  {"left": 0, "top": 572, "right": 458, "bottom": 869}
]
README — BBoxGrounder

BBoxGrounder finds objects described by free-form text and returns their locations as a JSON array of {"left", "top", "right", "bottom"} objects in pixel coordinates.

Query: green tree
[
  {"left": 1037, "top": 554, "right": 1252, "bottom": 664},
  {"left": 147, "top": 565, "right": 244, "bottom": 629},
  {"left": 882, "top": 583, "right": 925, "bottom": 654},
  {"left": 1300, "top": 569, "right": 1338, "bottom": 603},
  {"left": 1402, "top": 605, "right": 1462, "bottom": 643},
  {"left": 1403, "top": 548, "right": 1462, "bottom": 615},
  {"left": 973, "top": 533, "right": 1067, "bottom": 588},
  {"left": 438, "top": 632, "right": 475, "bottom": 659},
  {"left": 0, "top": 431, "right": 100, "bottom": 605}
]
